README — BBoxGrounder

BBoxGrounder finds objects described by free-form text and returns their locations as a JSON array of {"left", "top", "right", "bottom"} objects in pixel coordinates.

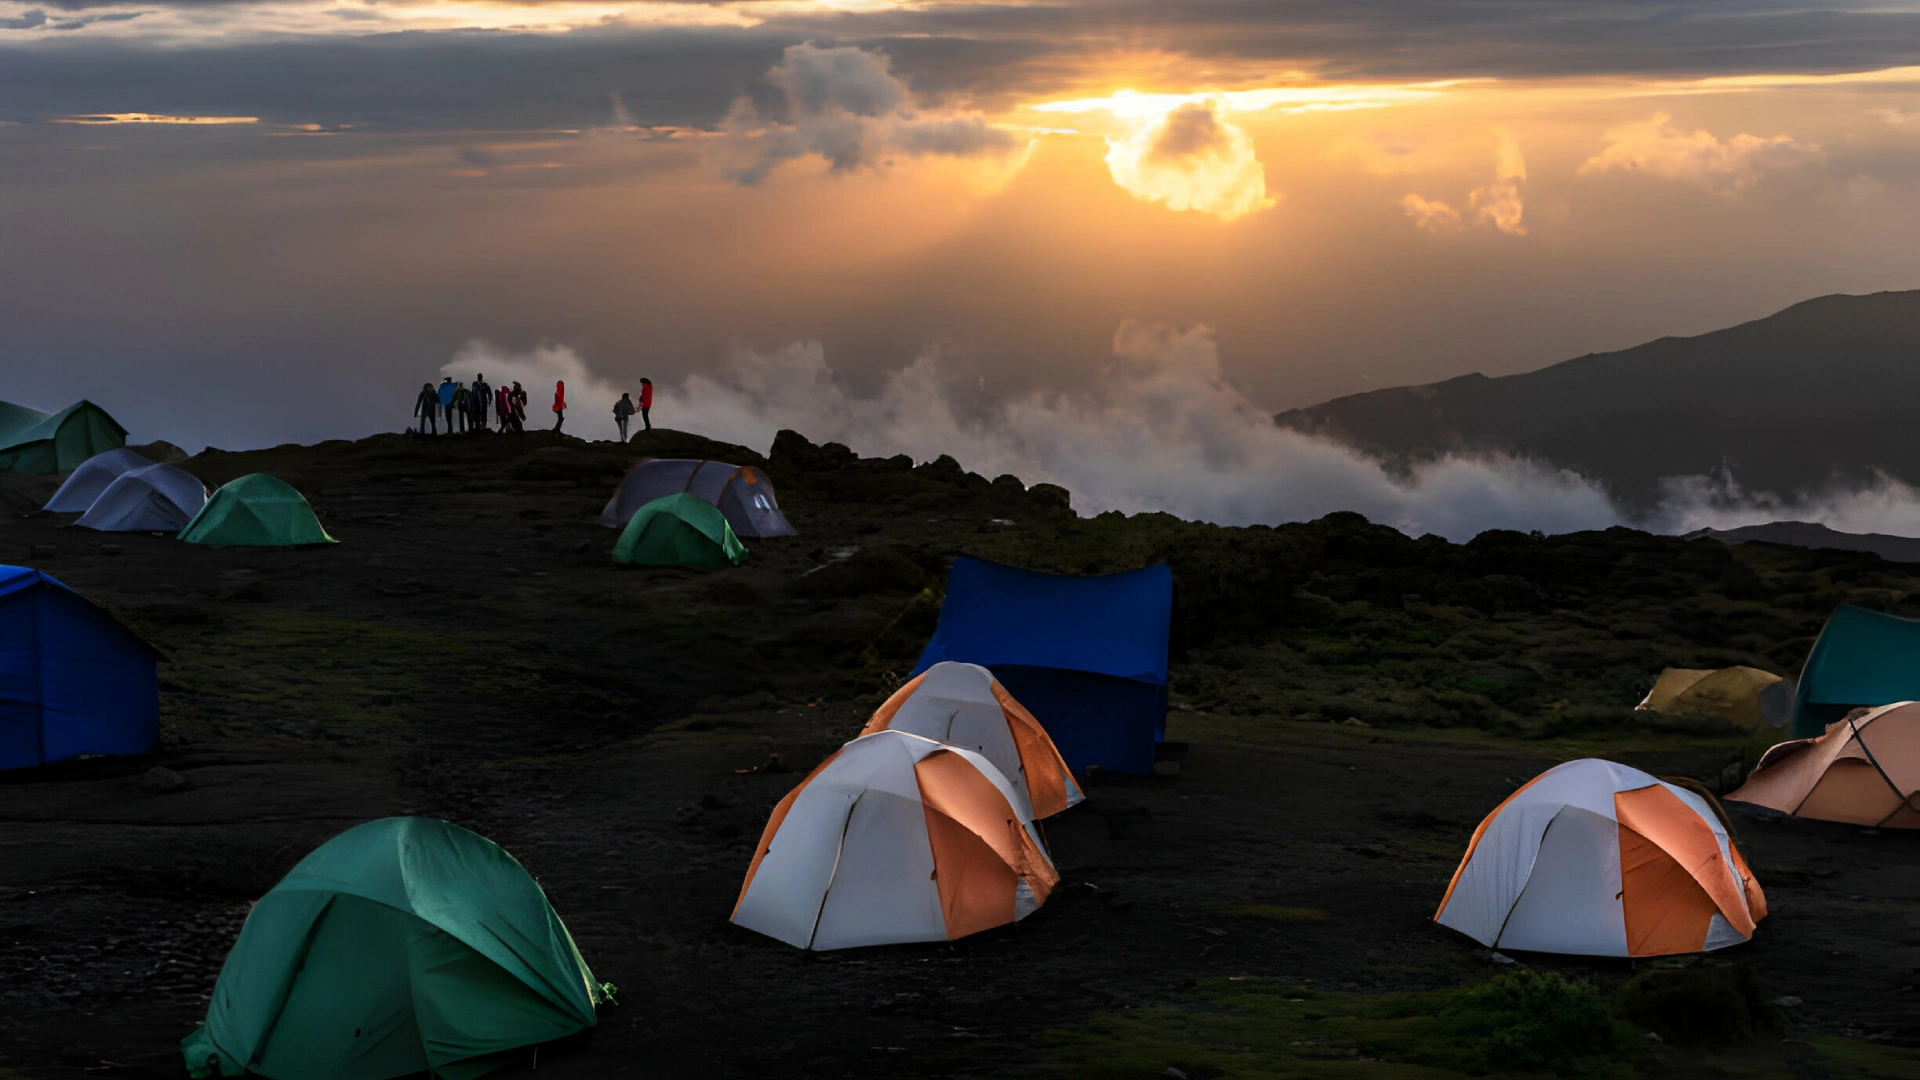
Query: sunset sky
[{"left": 5, "top": 1, "right": 1920, "bottom": 456}]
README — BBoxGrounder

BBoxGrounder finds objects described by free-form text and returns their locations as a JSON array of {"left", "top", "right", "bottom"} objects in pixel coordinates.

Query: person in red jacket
[
  {"left": 638, "top": 377, "right": 653, "bottom": 432},
  {"left": 552, "top": 380, "right": 566, "bottom": 433}
]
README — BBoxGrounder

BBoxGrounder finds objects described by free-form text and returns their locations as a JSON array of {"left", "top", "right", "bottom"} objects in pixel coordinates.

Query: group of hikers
[{"left": 412, "top": 375, "right": 653, "bottom": 440}]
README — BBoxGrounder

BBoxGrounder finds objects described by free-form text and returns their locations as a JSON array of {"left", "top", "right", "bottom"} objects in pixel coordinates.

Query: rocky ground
[{"left": 1, "top": 428, "right": 1916, "bottom": 1079}]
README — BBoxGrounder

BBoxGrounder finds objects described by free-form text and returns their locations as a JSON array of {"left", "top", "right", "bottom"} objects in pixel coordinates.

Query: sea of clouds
[{"left": 443, "top": 325, "right": 1920, "bottom": 544}]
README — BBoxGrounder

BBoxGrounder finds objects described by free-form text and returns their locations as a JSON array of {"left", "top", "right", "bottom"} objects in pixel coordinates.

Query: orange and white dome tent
[
  {"left": 1435, "top": 759, "right": 1767, "bottom": 957},
  {"left": 732, "top": 730, "right": 1059, "bottom": 950},
  {"left": 1728, "top": 702, "right": 1920, "bottom": 828},
  {"left": 860, "top": 662, "right": 1085, "bottom": 819}
]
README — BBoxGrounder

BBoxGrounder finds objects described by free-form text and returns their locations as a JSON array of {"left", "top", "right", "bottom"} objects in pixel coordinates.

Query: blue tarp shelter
[
  {"left": 913, "top": 556, "right": 1172, "bottom": 774},
  {"left": 0, "top": 566, "right": 161, "bottom": 769},
  {"left": 1790, "top": 604, "right": 1920, "bottom": 738}
]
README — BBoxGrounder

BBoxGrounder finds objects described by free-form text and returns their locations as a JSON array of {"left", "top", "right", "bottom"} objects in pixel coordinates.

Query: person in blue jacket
[{"left": 435, "top": 377, "right": 457, "bottom": 433}]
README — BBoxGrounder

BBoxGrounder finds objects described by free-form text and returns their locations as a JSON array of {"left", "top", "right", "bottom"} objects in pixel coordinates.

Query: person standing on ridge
[
  {"left": 638, "top": 377, "right": 653, "bottom": 432},
  {"left": 472, "top": 372, "right": 491, "bottom": 431},
  {"left": 449, "top": 381, "right": 470, "bottom": 434},
  {"left": 552, "top": 380, "right": 567, "bottom": 433},
  {"left": 510, "top": 382, "right": 528, "bottom": 432},
  {"left": 413, "top": 382, "right": 439, "bottom": 434},
  {"left": 613, "top": 392, "right": 634, "bottom": 442},
  {"left": 495, "top": 385, "right": 513, "bottom": 433},
  {"left": 436, "top": 377, "right": 457, "bottom": 433}
]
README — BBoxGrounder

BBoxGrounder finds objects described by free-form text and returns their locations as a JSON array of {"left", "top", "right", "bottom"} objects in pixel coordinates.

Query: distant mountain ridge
[
  {"left": 1275, "top": 290, "right": 1920, "bottom": 507},
  {"left": 1687, "top": 520, "right": 1920, "bottom": 564}
]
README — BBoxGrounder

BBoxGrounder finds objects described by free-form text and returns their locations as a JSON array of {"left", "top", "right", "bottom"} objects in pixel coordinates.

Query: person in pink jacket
[{"left": 552, "top": 380, "right": 567, "bottom": 433}]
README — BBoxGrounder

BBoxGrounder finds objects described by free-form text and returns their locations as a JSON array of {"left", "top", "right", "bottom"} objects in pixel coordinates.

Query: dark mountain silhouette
[
  {"left": 1275, "top": 290, "right": 1920, "bottom": 507},
  {"left": 1687, "top": 520, "right": 1920, "bottom": 564}
]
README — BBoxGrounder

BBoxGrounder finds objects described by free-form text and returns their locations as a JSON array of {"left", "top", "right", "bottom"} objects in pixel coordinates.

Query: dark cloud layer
[{"left": 3, "top": 3, "right": 1920, "bottom": 133}]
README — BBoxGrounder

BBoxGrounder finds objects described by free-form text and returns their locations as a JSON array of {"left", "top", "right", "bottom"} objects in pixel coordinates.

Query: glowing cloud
[
  {"left": 1401, "top": 136, "right": 1526, "bottom": 237},
  {"left": 53, "top": 113, "right": 258, "bottom": 125},
  {"left": 1579, "top": 113, "right": 1820, "bottom": 192},
  {"left": 1103, "top": 100, "right": 1274, "bottom": 220},
  {"left": 1468, "top": 135, "right": 1527, "bottom": 235},
  {"left": 1032, "top": 81, "right": 1460, "bottom": 118},
  {"left": 1400, "top": 193, "right": 1463, "bottom": 233}
]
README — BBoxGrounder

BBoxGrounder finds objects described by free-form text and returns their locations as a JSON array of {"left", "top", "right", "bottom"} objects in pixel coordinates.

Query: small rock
[
  {"left": 29, "top": 544, "right": 55, "bottom": 559},
  {"left": 1646, "top": 1031, "right": 1663, "bottom": 1043},
  {"left": 1773, "top": 995, "right": 1802, "bottom": 1008},
  {"left": 1485, "top": 950, "right": 1516, "bottom": 965},
  {"left": 1342, "top": 717, "right": 1371, "bottom": 728},
  {"left": 1163, "top": 1070, "right": 1189, "bottom": 1080},
  {"left": 140, "top": 766, "right": 190, "bottom": 794}
]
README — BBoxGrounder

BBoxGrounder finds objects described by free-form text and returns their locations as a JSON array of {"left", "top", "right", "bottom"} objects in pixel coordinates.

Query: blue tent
[
  {"left": 0, "top": 566, "right": 161, "bottom": 769},
  {"left": 913, "top": 556, "right": 1172, "bottom": 774},
  {"left": 1789, "top": 604, "right": 1920, "bottom": 738}
]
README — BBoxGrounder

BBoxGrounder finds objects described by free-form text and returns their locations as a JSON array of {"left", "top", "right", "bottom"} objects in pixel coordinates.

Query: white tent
[
  {"left": 861, "top": 662, "right": 1084, "bottom": 819},
  {"left": 43, "top": 448, "right": 153, "bottom": 512},
  {"left": 75, "top": 464, "right": 208, "bottom": 532},
  {"left": 1435, "top": 758, "right": 1766, "bottom": 957},
  {"left": 732, "top": 730, "right": 1057, "bottom": 950}
]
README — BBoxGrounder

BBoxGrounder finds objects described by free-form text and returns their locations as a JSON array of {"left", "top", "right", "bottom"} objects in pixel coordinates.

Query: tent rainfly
[
  {"left": 912, "top": 556, "right": 1172, "bottom": 775},
  {"left": 1435, "top": 758, "right": 1767, "bottom": 958},
  {"left": 611, "top": 493, "right": 747, "bottom": 568},
  {"left": 1728, "top": 702, "right": 1920, "bottom": 828},
  {"left": 0, "top": 401, "right": 130, "bottom": 475},
  {"left": 0, "top": 401, "right": 50, "bottom": 446},
  {"left": 1789, "top": 605, "right": 1920, "bottom": 737},
  {"left": 600, "top": 458, "right": 796, "bottom": 538},
  {"left": 179, "top": 473, "right": 335, "bottom": 547},
  {"left": 861, "top": 661, "right": 1084, "bottom": 819},
  {"left": 732, "top": 730, "right": 1058, "bottom": 950},
  {"left": 43, "top": 448, "right": 154, "bottom": 512},
  {"left": 1636, "top": 666, "right": 1789, "bottom": 729},
  {"left": 0, "top": 566, "right": 161, "bottom": 770},
  {"left": 184, "top": 817, "right": 609, "bottom": 1080},
  {"left": 76, "top": 464, "right": 209, "bottom": 532}
]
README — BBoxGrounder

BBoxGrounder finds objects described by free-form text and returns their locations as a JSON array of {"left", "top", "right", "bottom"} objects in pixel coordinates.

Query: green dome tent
[
  {"left": 179, "top": 473, "right": 335, "bottom": 546},
  {"left": 0, "top": 400, "right": 128, "bottom": 474},
  {"left": 183, "top": 817, "right": 610, "bottom": 1080},
  {"left": 612, "top": 492, "right": 747, "bottom": 568}
]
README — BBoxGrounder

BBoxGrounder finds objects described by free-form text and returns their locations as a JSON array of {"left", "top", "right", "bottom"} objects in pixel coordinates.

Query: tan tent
[
  {"left": 1727, "top": 702, "right": 1920, "bottom": 828},
  {"left": 1636, "top": 666, "right": 1785, "bottom": 728}
]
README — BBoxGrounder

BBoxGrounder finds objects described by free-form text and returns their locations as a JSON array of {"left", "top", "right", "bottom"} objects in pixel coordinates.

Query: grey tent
[
  {"left": 76, "top": 464, "right": 208, "bottom": 532},
  {"left": 44, "top": 448, "right": 153, "bottom": 513},
  {"left": 600, "top": 459, "right": 796, "bottom": 538}
]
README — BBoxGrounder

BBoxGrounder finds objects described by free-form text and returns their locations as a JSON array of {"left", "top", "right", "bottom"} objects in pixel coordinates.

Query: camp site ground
[{"left": 2, "top": 429, "right": 1917, "bottom": 1078}]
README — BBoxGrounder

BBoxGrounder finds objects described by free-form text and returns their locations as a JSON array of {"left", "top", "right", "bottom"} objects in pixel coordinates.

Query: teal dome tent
[
  {"left": 183, "top": 817, "right": 610, "bottom": 1080},
  {"left": 612, "top": 492, "right": 747, "bottom": 568},
  {"left": 0, "top": 400, "right": 128, "bottom": 474},
  {"left": 178, "top": 473, "right": 335, "bottom": 546}
]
